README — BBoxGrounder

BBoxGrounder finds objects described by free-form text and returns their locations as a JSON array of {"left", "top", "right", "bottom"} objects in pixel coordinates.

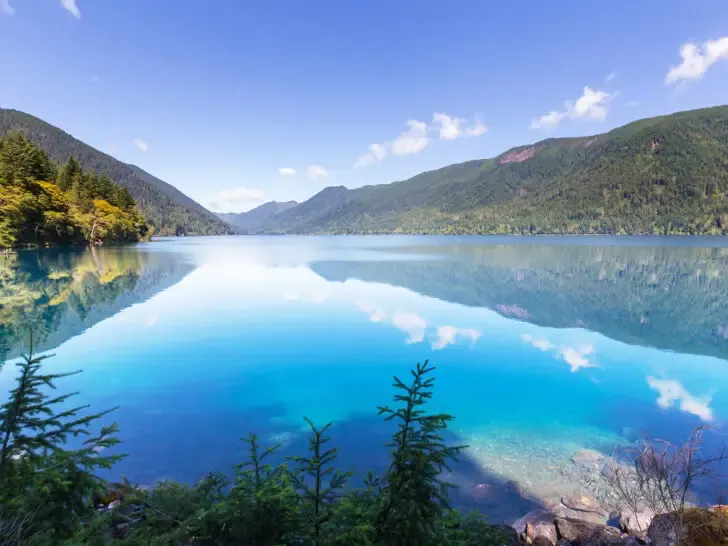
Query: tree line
[{"left": 0, "top": 133, "right": 148, "bottom": 250}]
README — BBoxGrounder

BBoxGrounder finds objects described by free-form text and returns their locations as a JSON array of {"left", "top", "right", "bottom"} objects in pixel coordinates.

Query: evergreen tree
[
  {"left": 374, "top": 361, "right": 466, "bottom": 545},
  {"left": 56, "top": 156, "right": 81, "bottom": 192},
  {"left": 0, "top": 132, "right": 55, "bottom": 185},
  {"left": 288, "top": 419, "right": 351, "bottom": 544},
  {"left": 0, "top": 332, "right": 123, "bottom": 543}
]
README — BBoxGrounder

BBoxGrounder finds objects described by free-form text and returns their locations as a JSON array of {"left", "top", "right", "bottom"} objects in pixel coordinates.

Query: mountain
[
  {"left": 0, "top": 109, "right": 232, "bottom": 236},
  {"left": 216, "top": 200, "right": 298, "bottom": 231},
  {"left": 260, "top": 105, "right": 728, "bottom": 235}
]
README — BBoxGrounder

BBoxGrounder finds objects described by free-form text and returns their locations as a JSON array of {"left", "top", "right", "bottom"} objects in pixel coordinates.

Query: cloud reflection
[
  {"left": 647, "top": 376, "right": 714, "bottom": 422},
  {"left": 521, "top": 334, "right": 555, "bottom": 352},
  {"left": 432, "top": 326, "right": 481, "bottom": 350},
  {"left": 559, "top": 344, "right": 596, "bottom": 373},
  {"left": 391, "top": 312, "right": 427, "bottom": 344}
]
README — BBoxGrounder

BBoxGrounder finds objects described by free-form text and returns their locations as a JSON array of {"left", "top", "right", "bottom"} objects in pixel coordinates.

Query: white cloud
[
  {"left": 392, "top": 119, "right": 429, "bottom": 156},
  {"left": 391, "top": 311, "right": 427, "bottom": 344},
  {"left": 530, "top": 110, "right": 566, "bottom": 130},
  {"left": 90, "top": 75, "right": 101, "bottom": 83},
  {"left": 1, "top": 0, "right": 15, "bottom": 15},
  {"left": 647, "top": 377, "right": 713, "bottom": 421},
  {"left": 60, "top": 0, "right": 80, "bottom": 18},
  {"left": 433, "top": 113, "right": 464, "bottom": 140},
  {"left": 666, "top": 37, "right": 728, "bottom": 84},
  {"left": 469, "top": 120, "right": 488, "bottom": 136},
  {"left": 605, "top": 71, "right": 616, "bottom": 83},
  {"left": 355, "top": 114, "right": 485, "bottom": 167},
  {"left": 355, "top": 302, "right": 386, "bottom": 323},
  {"left": 572, "top": 87, "right": 611, "bottom": 120},
  {"left": 521, "top": 334, "right": 555, "bottom": 352},
  {"left": 279, "top": 168, "right": 296, "bottom": 176},
  {"left": 354, "top": 143, "right": 387, "bottom": 167},
  {"left": 432, "top": 326, "right": 481, "bottom": 350},
  {"left": 559, "top": 344, "right": 596, "bottom": 372},
  {"left": 307, "top": 165, "right": 328, "bottom": 179},
  {"left": 145, "top": 315, "right": 158, "bottom": 328},
  {"left": 530, "top": 86, "right": 613, "bottom": 130},
  {"left": 207, "top": 187, "right": 266, "bottom": 212},
  {"left": 132, "top": 139, "right": 149, "bottom": 153}
]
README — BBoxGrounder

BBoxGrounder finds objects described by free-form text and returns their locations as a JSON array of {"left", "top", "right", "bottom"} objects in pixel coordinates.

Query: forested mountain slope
[
  {"left": 217, "top": 200, "right": 298, "bottom": 231},
  {"left": 261, "top": 105, "right": 728, "bottom": 235},
  {"left": 0, "top": 109, "right": 231, "bottom": 236}
]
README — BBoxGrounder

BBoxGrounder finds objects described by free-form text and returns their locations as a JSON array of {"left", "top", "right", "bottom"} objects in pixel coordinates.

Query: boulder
[
  {"left": 488, "top": 524, "right": 519, "bottom": 545},
  {"left": 647, "top": 513, "right": 679, "bottom": 546},
  {"left": 513, "top": 510, "right": 558, "bottom": 544},
  {"left": 556, "top": 540, "right": 573, "bottom": 546},
  {"left": 614, "top": 507, "right": 654, "bottom": 536},
  {"left": 555, "top": 517, "right": 622, "bottom": 545},
  {"left": 533, "top": 536, "right": 554, "bottom": 546}
]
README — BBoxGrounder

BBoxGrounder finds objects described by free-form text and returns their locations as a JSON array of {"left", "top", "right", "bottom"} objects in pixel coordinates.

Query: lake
[{"left": 2, "top": 235, "right": 728, "bottom": 523}]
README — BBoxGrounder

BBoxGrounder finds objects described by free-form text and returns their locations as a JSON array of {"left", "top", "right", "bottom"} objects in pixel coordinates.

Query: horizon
[{"left": 2, "top": 1, "right": 728, "bottom": 212}]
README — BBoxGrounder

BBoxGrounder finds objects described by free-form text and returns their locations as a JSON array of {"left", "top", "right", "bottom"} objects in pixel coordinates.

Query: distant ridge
[
  {"left": 0, "top": 108, "right": 232, "bottom": 236},
  {"left": 217, "top": 200, "right": 298, "bottom": 231},
  {"left": 259, "top": 105, "right": 728, "bottom": 235}
]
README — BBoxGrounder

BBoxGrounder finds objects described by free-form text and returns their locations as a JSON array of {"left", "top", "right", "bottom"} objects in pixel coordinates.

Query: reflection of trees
[
  {"left": 311, "top": 244, "right": 728, "bottom": 359},
  {"left": 0, "top": 247, "right": 194, "bottom": 359}
]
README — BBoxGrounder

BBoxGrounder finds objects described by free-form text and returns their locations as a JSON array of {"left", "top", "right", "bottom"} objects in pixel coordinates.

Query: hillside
[
  {"left": 217, "top": 200, "right": 297, "bottom": 231},
  {"left": 0, "top": 109, "right": 231, "bottom": 236},
  {"left": 261, "top": 105, "right": 728, "bottom": 235}
]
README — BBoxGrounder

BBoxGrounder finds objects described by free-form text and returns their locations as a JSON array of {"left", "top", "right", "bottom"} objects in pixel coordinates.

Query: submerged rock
[{"left": 561, "top": 494, "right": 608, "bottom": 517}]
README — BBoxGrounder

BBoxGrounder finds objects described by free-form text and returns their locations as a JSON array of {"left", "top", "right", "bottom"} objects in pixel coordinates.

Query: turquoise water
[{"left": 2, "top": 236, "right": 728, "bottom": 521}]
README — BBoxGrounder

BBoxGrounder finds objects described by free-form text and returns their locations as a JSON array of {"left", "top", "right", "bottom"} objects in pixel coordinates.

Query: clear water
[{"left": 2, "top": 235, "right": 728, "bottom": 522}]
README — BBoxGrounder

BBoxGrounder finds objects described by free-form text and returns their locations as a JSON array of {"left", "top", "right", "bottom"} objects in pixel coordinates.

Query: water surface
[{"left": 2, "top": 236, "right": 728, "bottom": 522}]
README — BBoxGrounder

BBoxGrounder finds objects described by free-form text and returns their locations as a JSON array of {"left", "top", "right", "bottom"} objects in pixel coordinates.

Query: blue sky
[{"left": 2, "top": 1, "right": 728, "bottom": 212}]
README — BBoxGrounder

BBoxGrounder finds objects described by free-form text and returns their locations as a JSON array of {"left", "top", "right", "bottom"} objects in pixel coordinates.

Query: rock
[
  {"left": 513, "top": 510, "right": 558, "bottom": 544},
  {"left": 488, "top": 524, "right": 519, "bottom": 545},
  {"left": 647, "top": 513, "right": 679, "bottom": 546},
  {"left": 555, "top": 517, "right": 622, "bottom": 545},
  {"left": 533, "top": 536, "right": 554, "bottom": 546},
  {"left": 556, "top": 540, "right": 572, "bottom": 546},
  {"left": 561, "top": 494, "right": 608, "bottom": 517},
  {"left": 614, "top": 507, "right": 654, "bottom": 536},
  {"left": 112, "top": 523, "right": 130, "bottom": 539},
  {"left": 505, "top": 479, "right": 524, "bottom": 495},
  {"left": 108, "top": 499, "right": 121, "bottom": 510},
  {"left": 571, "top": 449, "right": 604, "bottom": 469}
]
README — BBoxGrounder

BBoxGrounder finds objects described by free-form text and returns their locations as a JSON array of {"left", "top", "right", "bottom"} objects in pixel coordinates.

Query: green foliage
[
  {"left": 258, "top": 105, "right": 728, "bottom": 235},
  {"left": 374, "top": 361, "right": 466, "bottom": 545},
  {"left": 0, "top": 347, "right": 505, "bottom": 545},
  {"left": 0, "top": 332, "right": 122, "bottom": 544},
  {"left": 0, "top": 132, "right": 148, "bottom": 249},
  {"left": 288, "top": 419, "right": 352, "bottom": 543},
  {"left": 0, "top": 109, "right": 232, "bottom": 236}
]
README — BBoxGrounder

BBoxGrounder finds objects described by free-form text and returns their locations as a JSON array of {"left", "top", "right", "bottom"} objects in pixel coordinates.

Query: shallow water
[{"left": 2, "top": 236, "right": 728, "bottom": 522}]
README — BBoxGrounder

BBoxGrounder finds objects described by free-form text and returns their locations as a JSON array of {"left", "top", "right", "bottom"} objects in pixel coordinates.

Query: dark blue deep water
[{"left": 2, "top": 236, "right": 728, "bottom": 522}]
